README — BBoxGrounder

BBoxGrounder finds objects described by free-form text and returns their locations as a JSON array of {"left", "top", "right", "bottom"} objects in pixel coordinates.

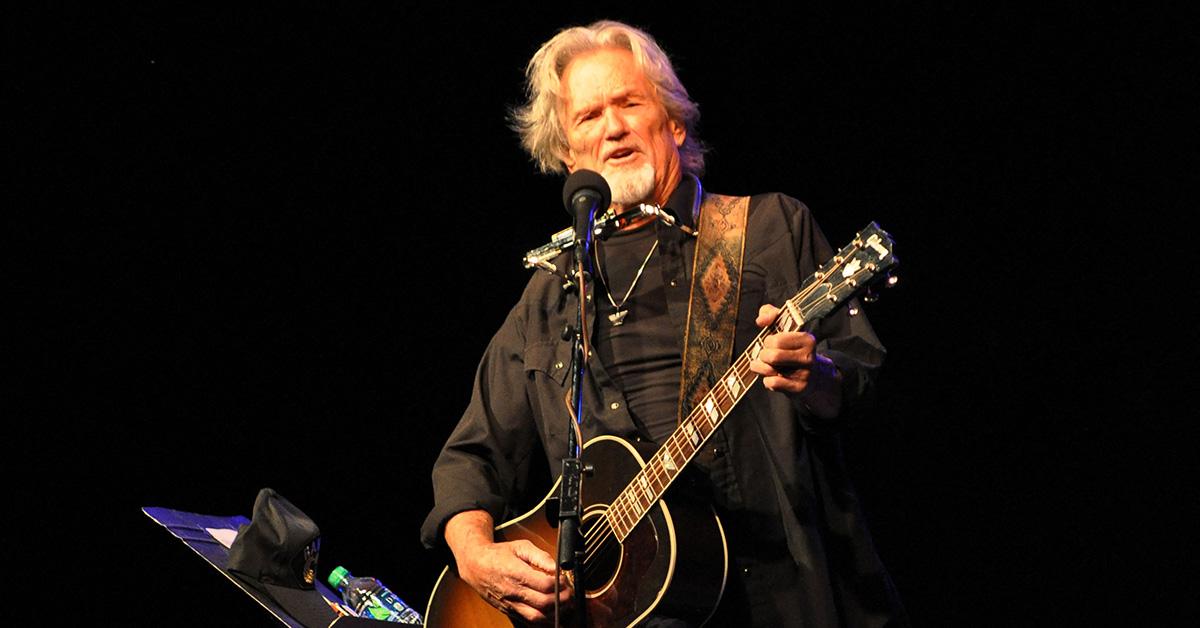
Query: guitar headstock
[
  {"left": 849, "top": 222, "right": 899, "bottom": 301},
  {"left": 782, "top": 222, "right": 898, "bottom": 326}
]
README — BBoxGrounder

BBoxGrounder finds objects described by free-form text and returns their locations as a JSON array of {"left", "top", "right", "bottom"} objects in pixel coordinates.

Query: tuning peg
[
  {"left": 862, "top": 287, "right": 879, "bottom": 303},
  {"left": 886, "top": 274, "right": 899, "bottom": 288}
]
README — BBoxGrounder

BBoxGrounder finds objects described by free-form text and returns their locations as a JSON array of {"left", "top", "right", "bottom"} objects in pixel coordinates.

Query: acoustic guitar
[{"left": 425, "top": 223, "right": 897, "bottom": 627}]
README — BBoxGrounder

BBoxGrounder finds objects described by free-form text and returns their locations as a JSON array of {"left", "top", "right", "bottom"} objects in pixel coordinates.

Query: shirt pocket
[{"left": 523, "top": 340, "right": 571, "bottom": 387}]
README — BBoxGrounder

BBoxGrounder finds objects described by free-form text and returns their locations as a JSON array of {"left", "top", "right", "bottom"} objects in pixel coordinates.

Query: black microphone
[{"left": 562, "top": 169, "right": 611, "bottom": 242}]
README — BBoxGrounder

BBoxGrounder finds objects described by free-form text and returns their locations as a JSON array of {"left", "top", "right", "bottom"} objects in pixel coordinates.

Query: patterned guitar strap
[{"left": 678, "top": 193, "right": 750, "bottom": 420}]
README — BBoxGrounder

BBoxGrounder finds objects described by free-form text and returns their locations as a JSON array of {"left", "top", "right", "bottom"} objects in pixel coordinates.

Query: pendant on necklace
[{"left": 608, "top": 310, "right": 629, "bottom": 326}]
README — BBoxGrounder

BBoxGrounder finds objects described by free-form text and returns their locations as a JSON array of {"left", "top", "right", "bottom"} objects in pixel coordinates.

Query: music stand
[{"left": 142, "top": 506, "right": 391, "bottom": 627}]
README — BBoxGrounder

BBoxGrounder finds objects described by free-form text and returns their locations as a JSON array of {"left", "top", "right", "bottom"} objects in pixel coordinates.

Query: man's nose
[{"left": 602, "top": 107, "right": 628, "bottom": 139}]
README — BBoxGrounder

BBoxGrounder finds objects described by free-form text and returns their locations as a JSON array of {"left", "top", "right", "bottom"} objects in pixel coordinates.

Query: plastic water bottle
[{"left": 328, "top": 565, "right": 422, "bottom": 624}]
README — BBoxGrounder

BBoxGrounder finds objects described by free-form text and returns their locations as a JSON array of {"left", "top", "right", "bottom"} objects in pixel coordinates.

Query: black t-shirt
[{"left": 593, "top": 222, "right": 682, "bottom": 443}]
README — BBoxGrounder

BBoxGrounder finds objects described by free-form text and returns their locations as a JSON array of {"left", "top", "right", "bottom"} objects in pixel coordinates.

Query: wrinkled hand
[
  {"left": 447, "top": 511, "right": 572, "bottom": 625},
  {"left": 750, "top": 304, "right": 843, "bottom": 419},
  {"left": 458, "top": 539, "right": 572, "bottom": 624}
]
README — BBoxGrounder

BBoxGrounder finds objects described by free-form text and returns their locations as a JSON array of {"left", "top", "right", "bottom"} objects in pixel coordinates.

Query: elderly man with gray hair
[{"left": 422, "top": 20, "right": 907, "bottom": 627}]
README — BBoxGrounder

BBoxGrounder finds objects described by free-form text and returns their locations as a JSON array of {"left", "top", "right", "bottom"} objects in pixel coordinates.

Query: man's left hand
[{"left": 750, "top": 304, "right": 844, "bottom": 419}]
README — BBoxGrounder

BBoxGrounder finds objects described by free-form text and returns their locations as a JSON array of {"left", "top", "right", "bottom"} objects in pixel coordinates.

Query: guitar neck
[{"left": 603, "top": 224, "right": 896, "bottom": 542}]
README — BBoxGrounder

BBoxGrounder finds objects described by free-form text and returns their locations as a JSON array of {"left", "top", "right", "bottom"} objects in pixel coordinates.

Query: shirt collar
[{"left": 662, "top": 173, "right": 702, "bottom": 231}]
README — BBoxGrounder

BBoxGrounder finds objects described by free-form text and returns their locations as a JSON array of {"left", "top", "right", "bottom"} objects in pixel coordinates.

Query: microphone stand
[{"left": 554, "top": 200, "right": 596, "bottom": 628}]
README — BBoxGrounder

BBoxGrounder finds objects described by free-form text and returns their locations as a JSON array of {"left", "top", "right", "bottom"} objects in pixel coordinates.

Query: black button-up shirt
[{"left": 422, "top": 177, "right": 906, "bottom": 626}]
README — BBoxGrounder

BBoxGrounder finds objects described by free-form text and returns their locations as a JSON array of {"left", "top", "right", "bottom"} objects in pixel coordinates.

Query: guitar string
[
  {"left": 582, "top": 309, "right": 861, "bottom": 573},
  {"left": 580, "top": 250, "right": 873, "bottom": 565},
  {"left": 583, "top": 336, "right": 803, "bottom": 567},
  {"left": 578, "top": 240, "right": 882, "bottom": 570},
  {"left": 583, "top": 257, "right": 869, "bottom": 559},
  {"left": 581, "top": 331, "right": 785, "bottom": 569},
  {"left": 604, "top": 252, "right": 866, "bottom": 524}
]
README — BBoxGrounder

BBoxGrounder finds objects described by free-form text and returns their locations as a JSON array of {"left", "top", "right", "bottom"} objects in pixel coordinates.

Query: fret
[
  {"left": 660, "top": 449, "right": 678, "bottom": 473},
  {"left": 748, "top": 340, "right": 763, "bottom": 361},
  {"left": 624, "top": 492, "right": 640, "bottom": 526},
  {"left": 642, "top": 459, "right": 659, "bottom": 481},
  {"left": 605, "top": 506, "right": 620, "bottom": 536},
  {"left": 784, "top": 299, "right": 805, "bottom": 330},
  {"left": 655, "top": 458, "right": 671, "bottom": 483},
  {"left": 683, "top": 421, "right": 701, "bottom": 449},
  {"left": 615, "top": 495, "right": 634, "bottom": 535},
  {"left": 633, "top": 476, "right": 649, "bottom": 507},
  {"left": 703, "top": 397, "right": 720, "bottom": 427},
  {"left": 713, "top": 382, "right": 735, "bottom": 413},
  {"left": 639, "top": 477, "right": 653, "bottom": 508},
  {"left": 667, "top": 438, "right": 687, "bottom": 472},
  {"left": 614, "top": 497, "right": 633, "bottom": 535},
  {"left": 662, "top": 439, "right": 681, "bottom": 468},
  {"left": 640, "top": 466, "right": 655, "bottom": 497},
  {"left": 665, "top": 434, "right": 684, "bottom": 465},
  {"left": 730, "top": 360, "right": 751, "bottom": 387},
  {"left": 724, "top": 372, "right": 742, "bottom": 397},
  {"left": 608, "top": 502, "right": 623, "bottom": 539},
  {"left": 620, "top": 494, "right": 639, "bottom": 530},
  {"left": 650, "top": 464, "right": 669, "bottom": 496}
]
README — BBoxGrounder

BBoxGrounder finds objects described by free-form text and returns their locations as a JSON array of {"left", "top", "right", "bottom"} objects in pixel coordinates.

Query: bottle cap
[{"left": 327, "top": 565, "right": 350, "bottom": 589}]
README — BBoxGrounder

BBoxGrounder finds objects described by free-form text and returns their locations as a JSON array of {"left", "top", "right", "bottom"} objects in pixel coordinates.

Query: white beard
[{"left": 603, "top": 163, "right": 656, "bottom": 207}]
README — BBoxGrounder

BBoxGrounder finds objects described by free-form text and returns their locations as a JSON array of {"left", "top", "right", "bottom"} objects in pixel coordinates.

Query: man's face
[{"left": 559, "top": 47, "right": 686, "bottom": 208}]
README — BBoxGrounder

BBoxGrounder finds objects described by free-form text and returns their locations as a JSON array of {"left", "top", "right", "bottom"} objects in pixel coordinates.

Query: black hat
[
  {"left": 227, "top": 488, "right": 337, "bottom": 627},
  {"left": 228, "top": 487, "right": 320, "bottom": 588}
]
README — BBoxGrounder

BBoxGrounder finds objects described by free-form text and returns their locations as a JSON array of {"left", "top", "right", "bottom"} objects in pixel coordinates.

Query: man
[{"left": 421, "top": 20, "right": 907, "bottom": 627}]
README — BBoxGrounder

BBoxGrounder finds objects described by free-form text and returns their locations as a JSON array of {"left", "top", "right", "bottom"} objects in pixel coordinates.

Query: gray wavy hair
[{"left": 512, "top": 20, "right": 705, "bottom": 176}]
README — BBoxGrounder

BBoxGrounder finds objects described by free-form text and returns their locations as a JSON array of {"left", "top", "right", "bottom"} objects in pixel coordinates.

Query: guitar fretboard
[{"left": 602, "top": 226, "right": 894, "bottom": 542}]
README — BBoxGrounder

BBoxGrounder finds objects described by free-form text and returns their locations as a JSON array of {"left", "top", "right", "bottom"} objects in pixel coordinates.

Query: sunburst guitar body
[{"left": 424, "top": 436, "right": 728, "bottom": 627}]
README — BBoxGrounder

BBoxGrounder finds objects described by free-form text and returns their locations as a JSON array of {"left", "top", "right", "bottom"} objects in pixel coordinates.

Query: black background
[{"left": 12, "top": 3, "right": 1194, "bottom": 626}]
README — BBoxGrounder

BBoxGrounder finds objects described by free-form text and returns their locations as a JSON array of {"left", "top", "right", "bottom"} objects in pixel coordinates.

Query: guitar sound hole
[{"left": 580, "top": 507, "right": 621, "bottom": 596}]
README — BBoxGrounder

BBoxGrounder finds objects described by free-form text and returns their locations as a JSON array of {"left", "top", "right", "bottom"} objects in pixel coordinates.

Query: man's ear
[
  {"left": 670, "top": 118, "right": 686, "bottom": 147},
  {"left": 559, "top": 134, "right": 579, "bottom": 172}
]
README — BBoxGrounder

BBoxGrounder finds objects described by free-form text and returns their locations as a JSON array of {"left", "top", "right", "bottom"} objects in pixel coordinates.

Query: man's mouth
[{"left": 605, "top": 147, "right": 638, "bottom": 164}]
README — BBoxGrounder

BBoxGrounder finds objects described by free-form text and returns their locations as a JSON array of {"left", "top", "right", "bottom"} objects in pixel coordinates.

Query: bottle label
[
  {"left": 365, "top": 594, "right": 394, "bottom": 620},
  {"left": 346, "top": 582, "right": 422, "bottom": 623},
  {"left": 377, "top": 591, "right": 422, "bottom": 622}
]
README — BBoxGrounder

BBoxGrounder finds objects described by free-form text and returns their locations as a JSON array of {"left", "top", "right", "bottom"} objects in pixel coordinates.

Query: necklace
[{"left": 594, "top": 238, "right": 659, "bottom": 326}]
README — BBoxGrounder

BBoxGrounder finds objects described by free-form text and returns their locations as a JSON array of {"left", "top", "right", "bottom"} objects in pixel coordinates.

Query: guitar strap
[
  {"left": 678, "top": 193, "right": 750, "bottom": 420},
  {"left": 678, "top": 193, "right": 822, "bottom": 570}
]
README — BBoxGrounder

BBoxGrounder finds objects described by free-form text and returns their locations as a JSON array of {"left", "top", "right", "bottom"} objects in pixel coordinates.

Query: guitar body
[{"left": 424, "top": 435, "right": 729, "bottom": 627}]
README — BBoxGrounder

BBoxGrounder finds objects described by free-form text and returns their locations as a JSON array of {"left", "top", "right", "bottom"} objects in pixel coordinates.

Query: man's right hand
[{"left": 444, "top": 510, "right": 573, "bottom": 625}]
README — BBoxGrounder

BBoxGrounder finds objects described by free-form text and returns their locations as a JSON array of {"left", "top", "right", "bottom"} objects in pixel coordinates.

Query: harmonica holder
[{"left": 522, "top": 204, "right": 697, "bottom": 275}]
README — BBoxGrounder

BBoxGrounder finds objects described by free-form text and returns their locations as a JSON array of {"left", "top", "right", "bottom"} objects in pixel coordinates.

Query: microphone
[{"left": 562, "top": 170, "right": 611, "bottom": 242}]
